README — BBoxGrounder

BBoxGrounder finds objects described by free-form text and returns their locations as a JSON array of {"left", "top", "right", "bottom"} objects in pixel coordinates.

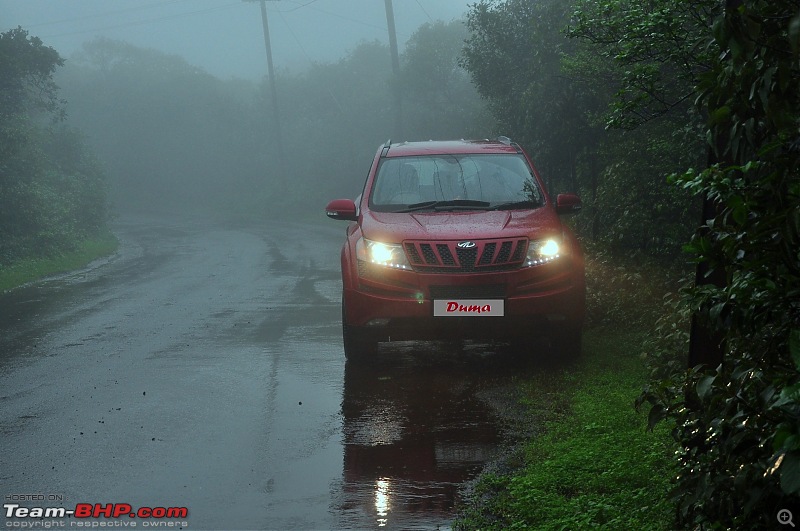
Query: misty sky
[{"left": 0, "top": 0, "right": 473, "bottom": 80}]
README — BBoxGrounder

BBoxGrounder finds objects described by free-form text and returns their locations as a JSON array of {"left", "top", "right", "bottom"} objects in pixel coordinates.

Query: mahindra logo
[{"left": 457, "top": 241, "right": 477, "bottom": 249}]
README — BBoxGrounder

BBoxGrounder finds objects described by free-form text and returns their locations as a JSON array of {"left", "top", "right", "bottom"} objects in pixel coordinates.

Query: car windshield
[{"left": 369, "top": 154, "right": 544, "bottom": 212}]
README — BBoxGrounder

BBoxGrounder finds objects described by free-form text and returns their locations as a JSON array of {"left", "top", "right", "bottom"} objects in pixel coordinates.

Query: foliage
[
  {"left": 463, "top": 0, "right": 597, "bottom": 191},
  {"left": 464, "top": 0, "right": 800, "bottom": 526},
  {"left": 567, "top": 0, "right": 719, "bottom": 130},
  {"left": 564, "top": 0, "right": 710, "bottom": 254},
  {"left": 0, "top": 28, "right": 110, "bottom": 267},
  {"left": 583, "top": 242, "right": 690, "bottom": 328},
  {"left": 398, "top": 21, "right": 490, "bottom": 141},
  {"left": 462, "top": 0, "right": 702, "bottom": 256},
  {"left": 637, "top": 1, "right": 800, "bottom": 527},
  {"left": 0, "top": 26, "right": 65, "bottom": 120},
  {"left": 574, "top": 120, "right": 700, "bottom": 254},
  {"left": 454, "top": 329, "right": 677, "bottom": 530},
  {"left": 274, "top": 40, "right": 396, "bottom": 203}
]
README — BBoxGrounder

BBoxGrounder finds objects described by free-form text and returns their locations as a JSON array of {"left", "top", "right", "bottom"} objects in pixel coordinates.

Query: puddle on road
[{"left": 332, "top": 341, "right": 534, "bottom": 530}]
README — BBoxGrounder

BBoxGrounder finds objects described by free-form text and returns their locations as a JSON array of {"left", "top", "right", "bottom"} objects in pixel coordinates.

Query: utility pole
[
  {"left": 251, "top": 0, "right": 285, "bottom": 185},
  {"left": 383, "top": 0, "right": 403, "bottom": 139}
]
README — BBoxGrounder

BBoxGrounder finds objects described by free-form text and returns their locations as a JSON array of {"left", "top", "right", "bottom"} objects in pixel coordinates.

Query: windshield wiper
[
  {"left": 490, "top": 200, "right": 541, "bottom": 211},
  {"left": 398, "top": 200, "right": 492, "bottom": 213}
]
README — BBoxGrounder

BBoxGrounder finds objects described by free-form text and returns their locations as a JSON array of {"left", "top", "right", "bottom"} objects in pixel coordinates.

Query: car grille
[
  {"left": 404, "top": 238, "right": 527, "bottom": 273},
  {"left": 429, "top": 284, "right": 507, "bottom": 299}
]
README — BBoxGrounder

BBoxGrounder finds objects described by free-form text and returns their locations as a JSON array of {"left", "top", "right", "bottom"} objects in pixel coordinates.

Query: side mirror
[
  {"left": 556, "top": 193, "right": 582, "bottom": 215},
  {"left": 325, "top": 199, "right": 358, "bottom": 221}
]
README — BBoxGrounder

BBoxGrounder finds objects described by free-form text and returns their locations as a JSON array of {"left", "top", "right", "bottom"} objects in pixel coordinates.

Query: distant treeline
[{"left": 55, "top": 20, "right": 489, "bottom": 219}]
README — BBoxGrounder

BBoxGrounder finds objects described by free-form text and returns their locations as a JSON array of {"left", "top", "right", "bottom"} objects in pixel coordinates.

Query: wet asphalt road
[{"left": 0, "top": 217, "right": 539, "bottom": 530}]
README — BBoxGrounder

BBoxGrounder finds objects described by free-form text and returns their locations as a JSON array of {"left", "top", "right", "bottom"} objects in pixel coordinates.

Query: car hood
[{"left": 361, "top": 208, "right": 561, "bottom": 243}]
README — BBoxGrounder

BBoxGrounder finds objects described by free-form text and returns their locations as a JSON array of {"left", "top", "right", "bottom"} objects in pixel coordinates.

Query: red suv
[{"left": 325, "top": 138, "right": 585, "bottom": 361}]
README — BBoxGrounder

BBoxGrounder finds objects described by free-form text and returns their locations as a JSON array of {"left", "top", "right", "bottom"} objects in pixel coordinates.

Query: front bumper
[{"left": 343, "top": 259, "right": 585, "bottom": 339}]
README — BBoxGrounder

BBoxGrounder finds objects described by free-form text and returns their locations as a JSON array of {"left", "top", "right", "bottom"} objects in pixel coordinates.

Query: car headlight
[
  {"left": 524, "top": 238, "right": 563, "bottom": 266},
  {"left": 356, "top": 238, "right": 411, "bottom": 270}
]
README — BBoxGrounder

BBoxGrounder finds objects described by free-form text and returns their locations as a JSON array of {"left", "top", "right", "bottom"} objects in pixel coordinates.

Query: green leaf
[
  {"left": 709, "top": 302, "right": 726, "bottom": 323},
  {"left": 774, "top": 424, "right": 796, "bottom": 452},
  {"left": 646, "top": 403, "right": 666, "bottom": 431},
  {"left": 781, "top": 452, "right": 800, "bottom": 495},
  {"left": 710, "top": 105, "right": 731, "bottom": 125},
  {"left": 697, "top": 374, "right": 716, "bottom": 400},
  {"left": 781, "top": 383, "right": 800, "bottom": 404},
  {"left": 728, "top": 195, "right": 748, "bottom": 226},
  {"left": 790, "top": 12, "right": 800, "bottom": 54},
  {"left": 790, "top": 329, "right": 800, "bottom": 370}
]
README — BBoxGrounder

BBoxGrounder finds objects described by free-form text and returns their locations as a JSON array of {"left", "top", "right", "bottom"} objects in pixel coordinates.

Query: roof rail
[
  {"left": 497, "top": 135, "right": 523, "bottom": 154},
  {"left": 380, "top": 139, "right": 391, "bottom": 157}
]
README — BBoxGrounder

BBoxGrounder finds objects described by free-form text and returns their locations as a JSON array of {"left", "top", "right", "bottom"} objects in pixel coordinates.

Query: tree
[
  {"left": 0, "top": 26, "right": 64, "bottom": 120},
  {"left": 564, "top": 0, "right": 716, "bottom": 254},
  {"left": 463, "top": 0, "right": 590, "bottom": 185},
  {"left": 0, "top": 28, "right": 109, "bottom": 264},
  {"left": 462, "top": 0, "right": 699, "bottom": 254},
  {"left": 398, "top": 20, "right": 490, "bottom": 140},
  {"left": 461, "top": 0, "right": 800, "bottom": 524},
  {"left": 641, "top": 2, "right": 800, "bottom": 526},
  {"left": 568, "top": 0, "right": 720, "bottom": 129}
]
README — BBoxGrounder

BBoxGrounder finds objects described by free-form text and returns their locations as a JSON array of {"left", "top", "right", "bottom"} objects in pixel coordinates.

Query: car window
[{"left": 369, "top": 154, "right": 543, "bottom": 211}]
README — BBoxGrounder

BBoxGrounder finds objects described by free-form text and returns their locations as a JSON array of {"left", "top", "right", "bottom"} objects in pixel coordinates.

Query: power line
[
  {"left": 24, "top": 0, "right": 191, "bottom": 29},
  {"left": 414, "top": 0, "right": 434, "bottom": 23},
  {"left": 27, "top": 0, "right": 447, "bottom": 44},
  {"left": 277, "top": 0, "right": 322, "bottom": 13},
  {"left": 275, "top": 9, "right": 345, "bottom": 114},
  {"left": 276, "top": 1, "right": 398, "bottom": 36},
  {"left": 275, "top": 9, "right": 313, "bottom": 64},
  {"left": 40, "top": 2, "right": 245, "bottom": 39}
]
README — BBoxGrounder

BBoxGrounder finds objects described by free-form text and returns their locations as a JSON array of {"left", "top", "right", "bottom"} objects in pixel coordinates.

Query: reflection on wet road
[
  {"left": 0, "top": 217, "right": 539, "bottom": 530},
  {"left": 337, "top": 348, "right": 512, "bottom": 530}
]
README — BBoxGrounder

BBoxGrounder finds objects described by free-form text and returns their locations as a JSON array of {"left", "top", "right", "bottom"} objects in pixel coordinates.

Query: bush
[
  {"left": 583, "top": 243, "right": 690, "bottom": 328},
  {"left": 638, "top": 3, "right": 800, "bottom": 527},
  {"left": 0, "top": 28, "right": 110, "bottom": 266}
]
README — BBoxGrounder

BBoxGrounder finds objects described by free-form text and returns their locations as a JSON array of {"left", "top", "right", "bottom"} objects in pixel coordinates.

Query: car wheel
[{"left": 342, "top": 304, "right": 377, "bottom": 362}]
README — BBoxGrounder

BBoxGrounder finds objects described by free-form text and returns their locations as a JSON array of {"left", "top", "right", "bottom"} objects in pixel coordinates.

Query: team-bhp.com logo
[{"left": 4, "top": 502, "right": 188, "bottom": 523}]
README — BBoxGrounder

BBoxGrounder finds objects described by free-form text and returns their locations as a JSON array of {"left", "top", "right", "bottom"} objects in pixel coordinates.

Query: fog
[
  {"left": 2, "top": 0, "right": 488, "bottom": 218},
  {"left": 0, "top": 0, "right": 474, "bottom": 80}
]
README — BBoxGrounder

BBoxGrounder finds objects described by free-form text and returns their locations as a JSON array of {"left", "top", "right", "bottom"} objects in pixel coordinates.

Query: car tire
[{"left": 342, "top": 303, "right": 377, "bottom": 362}]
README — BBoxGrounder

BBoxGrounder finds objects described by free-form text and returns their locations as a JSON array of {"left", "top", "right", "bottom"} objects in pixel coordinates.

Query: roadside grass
[
  {"left": 0, "top": 231, "right": 119, "bottom": 292},
  {"left": 454, "top": 327, "right": 678, "bottom": 530},
  {"left": 454, "top": 249, "right": 688, "bottom": 530}
]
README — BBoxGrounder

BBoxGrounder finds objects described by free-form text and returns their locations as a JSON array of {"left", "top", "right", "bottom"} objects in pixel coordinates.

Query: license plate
[{"left": 433, "top": 299, "right": 504, "bottom": 317}]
